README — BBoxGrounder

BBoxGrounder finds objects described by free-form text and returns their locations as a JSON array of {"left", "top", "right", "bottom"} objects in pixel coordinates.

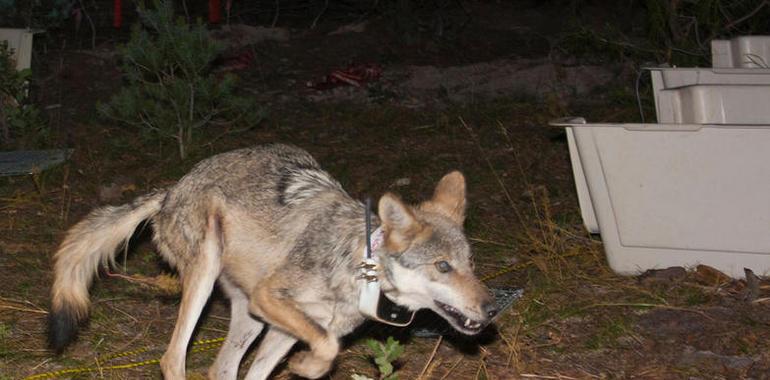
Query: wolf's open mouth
[{"left": 434, "top": 300, "right": 484, "bottom": 332}]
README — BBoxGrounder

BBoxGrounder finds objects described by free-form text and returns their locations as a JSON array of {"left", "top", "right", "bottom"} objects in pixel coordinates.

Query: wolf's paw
[{"left": 288, "top": 350, "right": 333, "bottom": 379}]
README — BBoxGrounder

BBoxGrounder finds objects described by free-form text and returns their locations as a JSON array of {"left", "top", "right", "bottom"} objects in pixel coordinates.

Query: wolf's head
[{"left": 376, "top": 171, "right": 497, "bottom": 335}]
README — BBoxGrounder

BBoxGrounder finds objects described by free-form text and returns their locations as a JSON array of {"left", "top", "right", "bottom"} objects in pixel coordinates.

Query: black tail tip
[{"left": 48, "top": 308, "right": 79, "bottom": 353}]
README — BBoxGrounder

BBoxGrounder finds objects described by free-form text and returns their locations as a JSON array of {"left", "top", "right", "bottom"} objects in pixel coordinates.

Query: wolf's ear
[
  {"left": 379, "top": 193, "right": 423, "bottom": 252},
  {"left": 420, "top": 171, "right": 466, "bottom": 225}
]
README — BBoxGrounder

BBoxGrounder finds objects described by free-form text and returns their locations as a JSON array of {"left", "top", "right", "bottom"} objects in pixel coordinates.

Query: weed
[
  {"left": 352, "top": 337, "right": 404, "bottom": 380},
  {"left": 584, "top": 316, "right": 632, "bottom": 350},
  {"left": 0, "top": 321, "right": 10, "bottom": 360},
  {"left": 682, "top": 288, "right": 712, "bottom": 306},
  {"left": 98, "top": 0, "right": 263, "bottom": 159},
  {"left": 0, "top": 322, "right": 9, "bottom": 340}
]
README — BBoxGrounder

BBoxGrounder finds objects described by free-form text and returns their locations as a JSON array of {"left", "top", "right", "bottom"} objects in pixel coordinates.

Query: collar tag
[
  {"left": 357, "top": 227, "right": 383, "bottom": 282},
  {"left": 357, "top": 226, "right": 415, "bottom": 327}
]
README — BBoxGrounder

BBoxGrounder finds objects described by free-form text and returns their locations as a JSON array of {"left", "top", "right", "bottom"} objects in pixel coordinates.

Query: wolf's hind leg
[
  {"left": 243, "top": 327, "right": 298, "bottom": 380},
  {"left": 208, "top": 278, "right": 264, "bottom": 380},
  {"left": 160, "top": 214, "right": 224, "bottom": 380},
  {"left": 249, "top": 276, "right": 338, "bottom": 379}
]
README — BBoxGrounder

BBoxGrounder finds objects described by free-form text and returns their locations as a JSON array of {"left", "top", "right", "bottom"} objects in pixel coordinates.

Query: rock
[
  {"left": 98, "top": 176, "right": 137, "bottom": 202},
  {"left": 328, "top": 21, "right": 368, "bottom": 35},
  {"left": 743, "top": 268, "right": 761, "bottom": 302},
  {"left": 694, "top": 265, "right": 732, "bottom": 286},
  {"left": 679, "top": 347, "right": 754, "bottom": 372},
  {"left": 302, "top": 58, "right": 618, "bottom": 107},
  {"left": 638, "top": 266, "right": 687, "bottom": 285},
  {"left": 391, "top": 177, "right": 411, "bottom": 187},
  {"left": 392, "top": 58, "right": 617, "bottom": 107},
  {"left": 210, "top": 25, "right": 290, "bottom": 50}
]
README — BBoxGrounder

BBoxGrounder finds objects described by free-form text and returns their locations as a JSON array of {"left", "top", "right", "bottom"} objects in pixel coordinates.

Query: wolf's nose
[{"left": 482, "top": 302, "right": 498, "bottom": 319}]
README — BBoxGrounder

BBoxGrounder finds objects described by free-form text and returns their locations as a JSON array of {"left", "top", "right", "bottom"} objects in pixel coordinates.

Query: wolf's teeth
[{"left": 464, "top": 318, "right": 472, "bottom": 327}]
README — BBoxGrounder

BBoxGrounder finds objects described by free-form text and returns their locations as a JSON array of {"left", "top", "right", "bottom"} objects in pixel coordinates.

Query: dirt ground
[{"left": 2, "top": 1, "right": 770, "bottom": 379}]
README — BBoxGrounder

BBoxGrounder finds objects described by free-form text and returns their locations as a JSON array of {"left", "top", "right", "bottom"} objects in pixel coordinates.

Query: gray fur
[{"left": 49, "top": 143, "right": 495, "bottom": 379}]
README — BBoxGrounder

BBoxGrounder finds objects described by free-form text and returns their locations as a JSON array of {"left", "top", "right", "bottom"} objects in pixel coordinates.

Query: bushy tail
[{"left": 49, "top": 190, "right": 167, "bottom": 352}]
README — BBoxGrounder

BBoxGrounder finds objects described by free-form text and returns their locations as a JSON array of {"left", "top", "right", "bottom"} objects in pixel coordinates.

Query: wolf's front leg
[
  {"left": 249, "top": 275, "right": 339, "bottom": 379},
  {"left": 243, "top": 328, "right": 298, "bottom": 380},
  {"left": 286, "top": 336, "right": 339, "bottom": 379}
]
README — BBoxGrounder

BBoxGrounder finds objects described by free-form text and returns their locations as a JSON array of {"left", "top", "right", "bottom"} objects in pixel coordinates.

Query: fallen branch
[{"left": 580, "top": 302, "right": 714, "bottom": 320}]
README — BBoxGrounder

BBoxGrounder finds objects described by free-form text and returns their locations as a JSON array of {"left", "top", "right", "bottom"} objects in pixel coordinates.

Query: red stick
[
  {"left": 113, "top": 0, "right": 122, "bottom": 28},
  {"left": 209, "top": 0, "right": 222, "bottom": 24}
]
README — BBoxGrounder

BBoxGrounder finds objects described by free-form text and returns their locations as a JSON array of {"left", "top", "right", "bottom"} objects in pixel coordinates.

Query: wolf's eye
[{"left": 435, "top": 261, "right": 453, "bottom": 273}]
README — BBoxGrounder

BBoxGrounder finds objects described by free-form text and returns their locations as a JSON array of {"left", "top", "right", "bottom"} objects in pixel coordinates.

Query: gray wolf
[{"left": 49, "top": 143, "right": 497, "bottom": 379}]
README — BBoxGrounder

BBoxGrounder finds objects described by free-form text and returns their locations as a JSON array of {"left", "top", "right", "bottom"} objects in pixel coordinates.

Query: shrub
[
  {"left": 0, "top": 0, "right": 74, "bottom": 29},
  {"left": 0, "top": 41, "right": 47, "bottom": 149}
]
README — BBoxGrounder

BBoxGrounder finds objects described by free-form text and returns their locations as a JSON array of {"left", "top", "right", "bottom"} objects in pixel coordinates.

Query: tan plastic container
[
  {"left": 552, "top": 117, "right": 770, "bottom": 278},
  {"left": 0, "top": 28, "right": 38, "bottom": 71}
]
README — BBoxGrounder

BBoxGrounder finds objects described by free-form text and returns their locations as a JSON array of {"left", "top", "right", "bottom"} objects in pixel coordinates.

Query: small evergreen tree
[{"left": 99, "top": 0, "right": 261, "bottom": 159}]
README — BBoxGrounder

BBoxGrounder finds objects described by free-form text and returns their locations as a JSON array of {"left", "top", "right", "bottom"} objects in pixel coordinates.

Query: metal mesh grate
[{"left": 0, "top": 149, "right": 72, "bottom": 176}]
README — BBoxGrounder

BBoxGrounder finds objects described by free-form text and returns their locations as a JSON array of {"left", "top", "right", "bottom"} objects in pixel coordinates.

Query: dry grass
[{"left": 449, "top": 104, "right": 770, "bottom": 379}]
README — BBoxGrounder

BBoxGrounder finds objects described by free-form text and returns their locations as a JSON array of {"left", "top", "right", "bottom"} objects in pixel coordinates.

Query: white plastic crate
[
  {"left": 712, "top": 36, "right": 770, "bottom": 68},
  {"left": 0, "top": 28, "right": 40, "bottom": 71},
  {"left": 650, "top": 67, "right": 770, "bottom": 124},
  {"left": 552, "top": 117, "right": 770, "bottom": 278}
]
